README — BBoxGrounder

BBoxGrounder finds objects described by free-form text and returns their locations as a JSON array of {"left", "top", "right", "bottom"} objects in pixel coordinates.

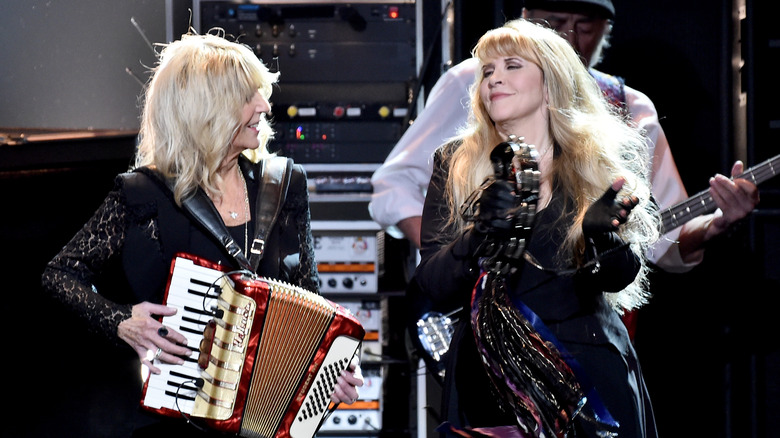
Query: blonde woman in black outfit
[
  {"left": 413, "top": 19, "right": 659, "bottom": 438},
  {"left": 42, "top": 32, "right": 362, "bottom": 436}
]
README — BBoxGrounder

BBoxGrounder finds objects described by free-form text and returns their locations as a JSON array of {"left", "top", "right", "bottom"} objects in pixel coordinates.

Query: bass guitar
[{"left": 660, "top": 153, "right": 779, "bottom": 232}]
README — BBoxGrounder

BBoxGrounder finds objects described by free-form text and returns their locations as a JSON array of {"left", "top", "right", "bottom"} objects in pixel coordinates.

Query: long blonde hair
[
  {"left": 134, "top": 31, "right": 279, "bottom": 205},
  {"left": 444, "top": 19, "right": 659, "bottom": 312}
]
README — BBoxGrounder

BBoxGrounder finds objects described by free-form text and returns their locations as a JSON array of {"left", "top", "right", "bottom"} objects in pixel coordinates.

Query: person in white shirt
[{"left": 369, "top": 0, "right": 758, "bottom": 272}]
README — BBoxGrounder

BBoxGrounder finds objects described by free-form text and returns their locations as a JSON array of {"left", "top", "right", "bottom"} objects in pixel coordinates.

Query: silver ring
[{"left": 153, "top": 347, "right": 162, "bottom": 360}]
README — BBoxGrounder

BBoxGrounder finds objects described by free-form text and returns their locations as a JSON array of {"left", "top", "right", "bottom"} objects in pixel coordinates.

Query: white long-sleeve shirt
[{"left": 369, "top": 57, "right": 699, "bottom": 271}]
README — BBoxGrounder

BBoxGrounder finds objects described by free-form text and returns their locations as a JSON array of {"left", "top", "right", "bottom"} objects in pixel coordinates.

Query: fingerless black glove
[
  {"left": 475, "top": 178, "right": 519, "bottom": 234},
  {"left": 582, "top": 184, "right": 638, "bottom": 238}
]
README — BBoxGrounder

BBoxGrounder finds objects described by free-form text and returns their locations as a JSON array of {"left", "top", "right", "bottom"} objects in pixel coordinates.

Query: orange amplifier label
[
  {"left": 318, "top": 262, "right": 376, "bottom": 273},
  {"left": 362, "top": 331, "right": 380, "bottom": 341},
  {"left": 328, "top": 400, "right": 381, "bottom": 411}
]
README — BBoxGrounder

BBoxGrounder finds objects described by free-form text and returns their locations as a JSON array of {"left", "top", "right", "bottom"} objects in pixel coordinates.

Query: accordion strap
[
  {"left": 178, "top": 183, "right": 254, "bottom": 271},
  {"left": 159, "top": 156, "right": 293, "bottom": 272},
  {"left": 247, "top": 156, "right": 293, "bottom": 271}
]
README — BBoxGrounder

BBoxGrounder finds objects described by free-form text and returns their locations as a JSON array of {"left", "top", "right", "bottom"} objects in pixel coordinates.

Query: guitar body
[{"left": 405, "top": 279, "right": 462, "bottom": 383}]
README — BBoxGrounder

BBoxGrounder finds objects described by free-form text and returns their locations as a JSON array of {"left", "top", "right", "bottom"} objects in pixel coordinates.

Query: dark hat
[{"left": 524, "top": 0, "right": 615, "bottom": 19}]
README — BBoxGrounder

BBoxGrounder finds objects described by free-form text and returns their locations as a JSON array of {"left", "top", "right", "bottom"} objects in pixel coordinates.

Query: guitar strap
[{"left": 590, "top": 68, "right": 627, "bottom": 112}]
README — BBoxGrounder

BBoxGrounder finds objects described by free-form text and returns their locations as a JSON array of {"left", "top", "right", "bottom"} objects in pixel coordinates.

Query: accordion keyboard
[{"left": 142, "top": 256, "right": 224, "bottom": 414}]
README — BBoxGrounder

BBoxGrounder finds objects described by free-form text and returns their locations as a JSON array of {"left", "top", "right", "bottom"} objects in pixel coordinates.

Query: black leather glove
[
  {"left": 475, "top": 178, "right": 519, "bottom": 234},
  {"left": 582, "top": 182, "right": 639, "bottom": 238}
]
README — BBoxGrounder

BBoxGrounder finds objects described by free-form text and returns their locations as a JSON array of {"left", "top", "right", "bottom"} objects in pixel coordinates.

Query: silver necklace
[{"left": 232, "top": 167, "right": 250, "bottom": 255}]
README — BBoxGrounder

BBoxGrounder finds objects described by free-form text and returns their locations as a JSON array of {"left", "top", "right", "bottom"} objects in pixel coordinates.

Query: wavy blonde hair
[
  {"left": 443, "top": 19, "right": 659, "bottom": 312},
  {"left": 134, "top": 30, "right": 279, "bottom": 205}
]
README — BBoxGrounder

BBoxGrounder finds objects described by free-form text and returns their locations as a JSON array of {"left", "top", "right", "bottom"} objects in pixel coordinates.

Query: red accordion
[{"left": 140, "top": 253, "right": 365, "bottom": 438}]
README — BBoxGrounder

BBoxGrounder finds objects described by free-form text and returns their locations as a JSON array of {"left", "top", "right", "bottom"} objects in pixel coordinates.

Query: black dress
[{"left": 412, "top": 145, "right": 658, "bottom": 438}]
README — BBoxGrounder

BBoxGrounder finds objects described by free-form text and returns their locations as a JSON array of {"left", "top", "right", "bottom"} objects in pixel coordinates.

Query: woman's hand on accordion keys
[
  {"left": 330, "top": 356, "right": 364, "bottom": 405},
  {"left": 117, "top": 301, "right": 192, "bottom": 375}
]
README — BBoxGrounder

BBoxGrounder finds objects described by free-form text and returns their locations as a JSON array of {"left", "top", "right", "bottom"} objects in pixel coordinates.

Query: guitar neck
[{"left": 660, "top": 154, "right": 780, "bottom": 232}]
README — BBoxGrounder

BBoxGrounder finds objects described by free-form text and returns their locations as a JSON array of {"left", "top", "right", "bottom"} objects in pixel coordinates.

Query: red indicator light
[{"left": 388, "top": 6, "right": 399, "bottom": 19}]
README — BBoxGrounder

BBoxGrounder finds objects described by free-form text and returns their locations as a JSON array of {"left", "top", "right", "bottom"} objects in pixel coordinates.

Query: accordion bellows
[{"left": 140, "top": 253, "right": 365, "bottom": 438}]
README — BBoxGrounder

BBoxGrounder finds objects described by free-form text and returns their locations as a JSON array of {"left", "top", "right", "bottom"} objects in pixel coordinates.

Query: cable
[{"left": 174, "top": 378, "right": 210, "bottom": 434}]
